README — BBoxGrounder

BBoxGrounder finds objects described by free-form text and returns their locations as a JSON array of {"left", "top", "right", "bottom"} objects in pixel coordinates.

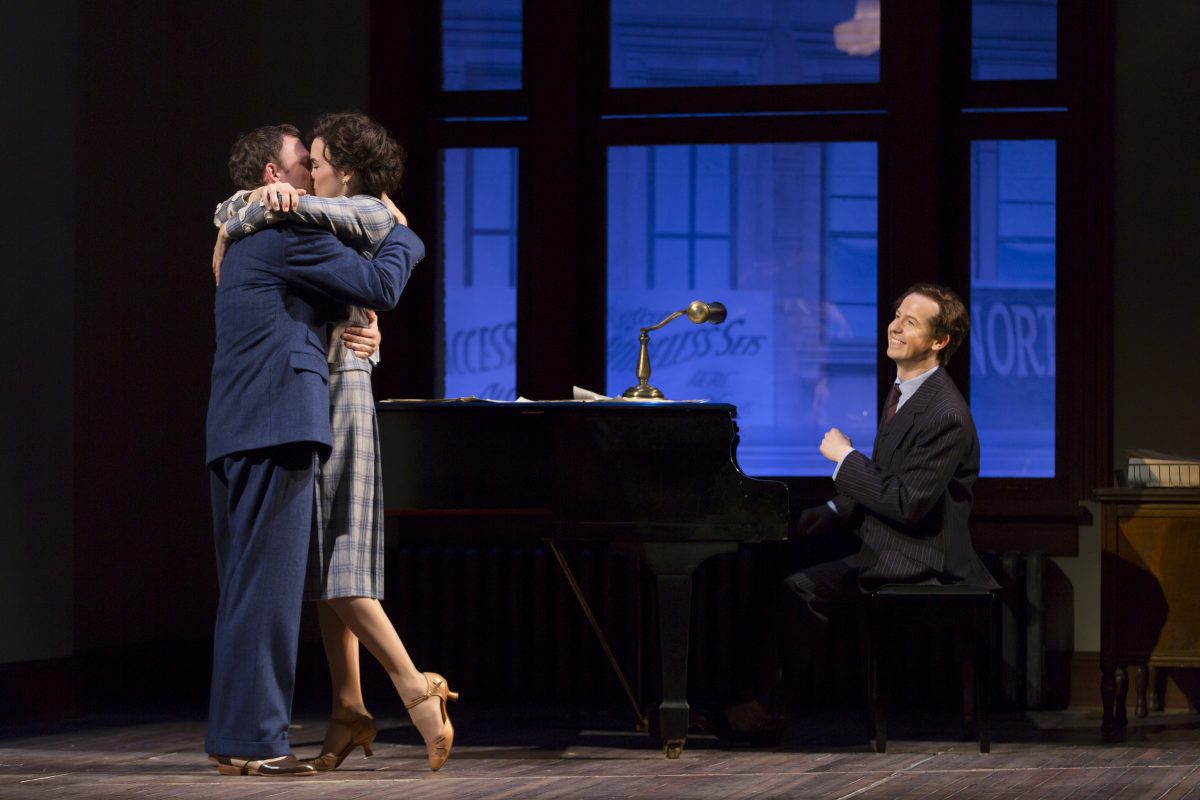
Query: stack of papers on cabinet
[{"left": 1127, "top": 449, "right": 1200, "bottom": 487}]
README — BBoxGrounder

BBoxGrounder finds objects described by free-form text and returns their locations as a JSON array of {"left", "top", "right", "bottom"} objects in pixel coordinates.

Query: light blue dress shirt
[{"left": 828, "top": 365, "right": 941, "bottom": 490}]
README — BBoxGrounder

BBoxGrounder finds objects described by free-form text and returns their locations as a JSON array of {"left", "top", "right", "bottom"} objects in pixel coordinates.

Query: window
[
  {"left": 442, "top": 0, "right": 523, "bottom": 91},
  {"left": 970, "top": 140, "right": 1056, "bottom": 477},
  {"left": 380, "top": 0, "right": 1112, "bottom": 518},
  {"left": 440, "top": 147, "right": 519, "bottom": 400},
  {"left": 610, "top": 0, "right": 880, "bottom": 87},
  {"left": 607, "top": 142, "right": 877, "bottom": 476},
  {"left": 971, "top": 0, "right": 1057, "bottom": 81}
]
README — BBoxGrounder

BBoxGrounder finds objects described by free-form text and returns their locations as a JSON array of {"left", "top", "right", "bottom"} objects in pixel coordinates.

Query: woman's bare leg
[
  {"left": 317, "top": 601, "right": 369, "bottom": 716},
  {"left": 316, "top": 601, "right": 371, "bottom": 755},
  {"left": 325, "top": 597, "right": 449, "bottom": 747}
]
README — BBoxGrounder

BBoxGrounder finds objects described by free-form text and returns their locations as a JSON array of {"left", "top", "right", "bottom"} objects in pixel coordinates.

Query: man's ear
[
  {"left": 932, "top": 334, "right": 950, "bottom": 352},
  {"left": 261, "top": 163, "right": 280, "bottom": 184}
]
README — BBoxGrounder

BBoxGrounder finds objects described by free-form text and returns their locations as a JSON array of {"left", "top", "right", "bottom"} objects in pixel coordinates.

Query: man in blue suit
[
  {"left": 203, "top": 126, "right": 423, "bottom": 776},
  {"left": 723, "top": 283, "right": 998, "bottom": 740}
]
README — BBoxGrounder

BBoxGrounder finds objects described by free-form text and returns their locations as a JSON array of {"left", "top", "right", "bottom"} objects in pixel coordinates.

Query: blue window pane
[
  {"left": 825, "top": 240, "right": 875, "bottom": 305},
  {"left": 608, "top": 142, "right": 878, "bottom": 476},
  {"left": 653, "top": 147, "right": 691, "bottom": 232},
  {"left": 970, "top": 140, "right": 1056, "bottom": 477},
  {"left": 998, "top": 203, "right": 1054, "bottom": 238},
  {"left": 441, "top": 148, "right": 518, "bottom": 400},
  {"left": 443, "top": 0, "right": 522, "bottom": 91},
  {"left": 829, "top": 197, "right": 877, "bottom": 232},
  {"left": 972, "top": 0, "right": 1057, "bottom": 81},
  {"left": 695, "top": 238, "right": 731, "bottom": 288},
  {"left": 695, "top": 146, "right": 732, "bottom": 234},
  {"left": 653, "top": 238, "right": 690, "bottom": 287},
  {"left": 611, "top": 0, "right": 879, "bottom": 88},
  {"left": 470, "top": 148, "right": 516, "bottom": 227},
  {"left": 471, "top": 234, "right": 515, "bottom": 287}
]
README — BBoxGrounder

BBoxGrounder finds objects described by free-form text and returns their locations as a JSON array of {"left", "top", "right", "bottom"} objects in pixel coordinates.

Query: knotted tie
[{"left": 882, "top": 382, "right": 901, "bottom": 424}]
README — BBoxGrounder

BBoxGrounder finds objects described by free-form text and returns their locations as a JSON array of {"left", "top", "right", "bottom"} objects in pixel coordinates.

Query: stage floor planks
[{"left": 2, "top": 706, "right": 1199, "bottom": 799}]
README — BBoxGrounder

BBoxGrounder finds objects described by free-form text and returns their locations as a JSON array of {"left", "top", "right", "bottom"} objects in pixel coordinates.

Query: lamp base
[{"left": 621, "top": 383, "right": 665, "bottom": 400}]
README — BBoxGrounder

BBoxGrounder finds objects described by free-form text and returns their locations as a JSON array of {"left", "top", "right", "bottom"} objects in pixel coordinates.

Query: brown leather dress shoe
[{"left": 209, "top": 753, "right": 317, "bottom": 776}]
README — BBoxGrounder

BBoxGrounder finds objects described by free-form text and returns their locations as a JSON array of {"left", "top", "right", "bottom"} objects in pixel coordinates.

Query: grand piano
[{"left": 376, "top": 400, "right": 789, "bottom": 757}]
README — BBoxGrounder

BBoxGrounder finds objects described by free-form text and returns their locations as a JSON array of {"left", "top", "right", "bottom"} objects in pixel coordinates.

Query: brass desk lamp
[{"left": 621, "top": 300, "right": 727, "bottom": 399}]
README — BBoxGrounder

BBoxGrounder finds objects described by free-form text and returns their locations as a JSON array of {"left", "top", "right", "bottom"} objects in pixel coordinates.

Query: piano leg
[
  {"left": 635, "top": 542, "right": 737, "bottom": 759},
  {"left": 654, "top": 572, "right": 691, "bottom": 758}
]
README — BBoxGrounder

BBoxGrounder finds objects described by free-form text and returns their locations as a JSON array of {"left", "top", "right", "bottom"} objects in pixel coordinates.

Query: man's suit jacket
[
  {"left": 831, "top": 367, "right": 998, "bottom": 589},
  {"left": 205, "top": 223, "right": 423, "bottom": 465}
]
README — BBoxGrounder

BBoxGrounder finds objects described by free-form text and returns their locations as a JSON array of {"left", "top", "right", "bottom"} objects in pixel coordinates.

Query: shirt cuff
[{"left": 831, "top": 448, "right": 856, "bottom": 481}]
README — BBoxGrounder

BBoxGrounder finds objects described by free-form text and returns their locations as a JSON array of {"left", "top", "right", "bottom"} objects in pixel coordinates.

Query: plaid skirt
[{"left": 306, "top": 366, "right": 385, "bottom": 600}]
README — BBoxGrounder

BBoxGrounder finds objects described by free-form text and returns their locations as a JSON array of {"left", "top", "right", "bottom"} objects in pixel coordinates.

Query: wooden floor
[{"left": 3, "top": 704, "right": 1200, "bottom": 799}]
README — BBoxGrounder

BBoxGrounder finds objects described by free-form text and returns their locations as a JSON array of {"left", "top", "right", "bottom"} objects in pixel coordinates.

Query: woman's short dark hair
[
  {"left": 311, "top": 112, "right": 406, "bottom": 198},
  {"left": 896, "top": 283, "right": 969, "bottom": 365},
  {"left": 227, "top": 124, "right": 300, "bottom": 190}
]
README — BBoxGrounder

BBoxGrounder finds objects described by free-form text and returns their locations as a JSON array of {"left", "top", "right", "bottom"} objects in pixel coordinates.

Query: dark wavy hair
[
  {"left": 310, "top": 112, "right": 406, "bottom": 198},
  {"left": 227, "top": 124, "right": 301, "bottom": 190},
  {"left": 896, "top": 283, "right": 969, "bottom": 365}
]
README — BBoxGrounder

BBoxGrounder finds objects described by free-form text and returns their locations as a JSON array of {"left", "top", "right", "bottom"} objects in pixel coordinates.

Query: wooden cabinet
[{"left": 1095, "top": 488, "right": 1200, "bottom": 732}]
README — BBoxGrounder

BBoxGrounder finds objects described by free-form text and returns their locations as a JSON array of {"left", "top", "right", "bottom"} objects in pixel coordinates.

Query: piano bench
[{"left": 866, "top": 584, "right": 999, "bottom": 754}]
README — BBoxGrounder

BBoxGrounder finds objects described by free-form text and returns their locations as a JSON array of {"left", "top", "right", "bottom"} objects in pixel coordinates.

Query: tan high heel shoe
[
  {"left": 305, "top": 713, "right": 377, "bottom": 772},
  {"left": 403, "top": 672, "right": 459, "bottom": 771}
]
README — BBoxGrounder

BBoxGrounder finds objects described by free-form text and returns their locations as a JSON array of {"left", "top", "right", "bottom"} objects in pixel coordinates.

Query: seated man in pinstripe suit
[{"left": 723, "top": 283, "right": 999, "bottom": 741}]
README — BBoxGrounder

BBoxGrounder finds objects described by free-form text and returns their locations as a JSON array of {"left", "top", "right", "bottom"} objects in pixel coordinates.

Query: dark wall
[
  {"left": 68, "top": 2, "right": 368, "bottom": 658},
  {"left": 0, "top": 0, "right": 77, "bottom": 664},
  {"left": 1113, "top": 0, "right": 1200, "bottom": 463}
]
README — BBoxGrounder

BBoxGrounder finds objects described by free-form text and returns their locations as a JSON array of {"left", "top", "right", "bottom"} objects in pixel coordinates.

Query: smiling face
[
  {"left": 310, "top": 137, "right": 355, "bottom": 199},
  {"left": 886, "top": 291, "right": 950, "bottom": 379}
]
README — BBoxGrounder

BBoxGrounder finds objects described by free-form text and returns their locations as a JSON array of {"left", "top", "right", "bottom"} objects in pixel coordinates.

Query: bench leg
[{"left": 872, "top": 606, "right": 889, "bottom": 753}]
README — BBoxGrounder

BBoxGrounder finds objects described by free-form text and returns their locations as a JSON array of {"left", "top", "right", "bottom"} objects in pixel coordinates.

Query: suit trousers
[
  {"left": 755, "top": 557, "right": 865, "bottom": 707},
  {"left": 205, "top": 444, "right": 317, "bottom": 758}
]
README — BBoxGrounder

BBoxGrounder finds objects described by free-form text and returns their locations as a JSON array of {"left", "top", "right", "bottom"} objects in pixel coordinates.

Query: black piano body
[{"left": 376, "top": 400, "right": 789, "bottom": 756}]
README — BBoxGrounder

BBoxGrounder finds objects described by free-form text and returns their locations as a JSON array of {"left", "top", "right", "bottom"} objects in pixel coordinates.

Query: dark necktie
[{"left": 883, "top": 382, "right": 901, "bottom": 424}]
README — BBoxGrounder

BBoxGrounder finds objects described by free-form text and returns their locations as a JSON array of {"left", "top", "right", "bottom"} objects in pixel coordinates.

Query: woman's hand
[
  {"left": 342, "top": 310, "right": 381, "bottom": 360},
  {"left": 380, "top": 192, "right": 407, "bottom": 226},
  {"left": 256, "top": 181, "right": 306, "bottom": 212},
  {"left": 212, "top": 226, "right": 230, "bottom": 286}
]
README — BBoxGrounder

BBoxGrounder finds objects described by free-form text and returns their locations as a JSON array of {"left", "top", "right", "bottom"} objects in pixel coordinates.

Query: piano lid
[{"left": 376, "top": 401, "right": 788, "bottom": 543}]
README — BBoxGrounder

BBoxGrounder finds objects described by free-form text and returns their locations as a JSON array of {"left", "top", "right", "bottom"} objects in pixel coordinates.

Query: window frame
[{"left": 371, "top": 0, "right": 1114, "bottom": 553}]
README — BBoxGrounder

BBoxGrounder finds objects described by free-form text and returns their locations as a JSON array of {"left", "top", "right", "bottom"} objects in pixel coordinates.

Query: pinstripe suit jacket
[{"left": 831, "top": 367, "right": 998, "bottom": 589}]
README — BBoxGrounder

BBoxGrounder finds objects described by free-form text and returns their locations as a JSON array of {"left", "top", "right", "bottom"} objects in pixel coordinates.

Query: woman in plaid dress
[{"left": 214, "top": 113, "right": 457, "bottom": 772}]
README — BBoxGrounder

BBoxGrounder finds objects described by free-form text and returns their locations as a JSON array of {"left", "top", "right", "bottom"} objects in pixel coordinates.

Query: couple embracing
[{"left": 204, "top": 112, "right": 456, "bottom": 777}]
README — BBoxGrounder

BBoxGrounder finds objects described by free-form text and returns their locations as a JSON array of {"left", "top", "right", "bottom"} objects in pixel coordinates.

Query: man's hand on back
[{"left": 342, "top": 309, "right": 381, "bottom": 360}]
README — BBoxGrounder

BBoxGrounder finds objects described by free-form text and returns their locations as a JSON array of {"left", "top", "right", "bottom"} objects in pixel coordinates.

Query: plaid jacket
[{"left": 215, "top": 191, "right": 394, "bottom": 257}]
